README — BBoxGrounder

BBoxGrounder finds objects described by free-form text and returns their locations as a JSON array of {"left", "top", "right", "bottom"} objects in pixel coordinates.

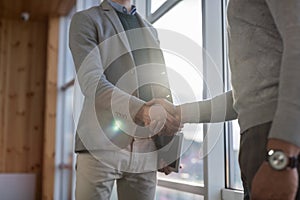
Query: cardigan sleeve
[
  {"left": 266, "top": 0, "right": 300, "bottom": 147},
  {"left": 180, "top": 91, "right": 237, "bottom": 123}
]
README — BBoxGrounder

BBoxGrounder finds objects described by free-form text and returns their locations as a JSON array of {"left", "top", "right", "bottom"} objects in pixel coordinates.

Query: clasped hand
[
  {"left": 135, "top": 98, "right": 182, "bottom": 136},
  {"left": 134, "top": 98, "right": 182, "bottom": 175},
  {"left": 147, "top": 98, "right": 182, "bottom": 136}
]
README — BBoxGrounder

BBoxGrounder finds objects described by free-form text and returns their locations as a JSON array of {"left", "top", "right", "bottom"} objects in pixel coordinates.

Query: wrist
[
  {"left": 267, "top": 138, "right": 300, "bottom": 157},
  {"left": 175, "top": 105, "right": 181, "bottom": 121}
]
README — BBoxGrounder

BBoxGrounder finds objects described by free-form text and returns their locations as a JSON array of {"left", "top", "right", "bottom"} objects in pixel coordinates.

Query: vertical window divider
[{"left": 202, "top": 0, "right": 227, "bottom": 199}]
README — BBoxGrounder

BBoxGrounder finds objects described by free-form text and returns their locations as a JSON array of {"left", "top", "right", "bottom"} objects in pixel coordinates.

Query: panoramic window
[
  {"left": 56, "top": 0, "right": 244, "bottom": 199},
  {"left": 149, "top": 0, "right": 204, "bottom": 199}
]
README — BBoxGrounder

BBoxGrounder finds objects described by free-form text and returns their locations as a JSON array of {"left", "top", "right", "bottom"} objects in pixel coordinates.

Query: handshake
[{"left": 135, "top": 99, "right": 183, "bottom": 136}]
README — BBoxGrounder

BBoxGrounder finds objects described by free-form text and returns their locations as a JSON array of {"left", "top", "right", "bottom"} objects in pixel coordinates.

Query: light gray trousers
[{"left": 75, "top": 153, "right": 157, "bottom": 200}]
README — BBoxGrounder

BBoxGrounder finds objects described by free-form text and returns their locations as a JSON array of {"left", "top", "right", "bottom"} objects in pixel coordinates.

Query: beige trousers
[{"left": 75, "top": 139, "right": 158, "bottom": 200}]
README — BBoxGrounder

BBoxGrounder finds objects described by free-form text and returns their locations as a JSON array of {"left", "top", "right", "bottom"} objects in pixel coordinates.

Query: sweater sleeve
[
  {"left": 266, "top": 0, "right": 300, "bottom": 147},
  {"left": 180, "top": 91, "right": 237, "bottom": 123}
]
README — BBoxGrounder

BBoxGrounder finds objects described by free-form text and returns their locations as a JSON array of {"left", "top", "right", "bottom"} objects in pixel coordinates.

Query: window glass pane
[
  {"left": 154, "top": 0, "right": 202, "bottom": 46},
  {"left": 63, "top": 86, "right": 75, "bottom": 164},
  {"left": 77, "top": 0, "right": 101, "bottom": 11},
  {"left": 151, "top": 0, "right": 167, "bottom": 13},
  {"left": 158, "top": 123, "right": 204, "bottom": 185},
  {"left": 226, "top": 48, "right": 243, "bottom": 190},
  {"left": 61, "top": 86, "right": 75, "bottom": 200},
  {"left": 63, "top": 14, "right": 76, "bottom": 85},
  {"left": 153, "top": 0, "right": 203, "bottom": 186},
  {"left": 230, "top": 120, "right": 243, "bottom": 190},
  {"left": 156, "top": 187, "right": 204, "bottom": 200}
]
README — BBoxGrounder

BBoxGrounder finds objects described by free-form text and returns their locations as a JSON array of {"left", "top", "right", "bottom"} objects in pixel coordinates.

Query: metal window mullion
[
  {"left": 202, "top": 0, "right": 226, "bottom": 199},
  {"left": 221, "top": 0, "right": 235, "bottom": 189},
  {"left": 61, "top": 78, "right": 75, "bottom": 91},
  {"left": 147, "top": 0, "right": 181, "bottom": 23},
  {"left": 221, "top": 0, "right": 239, "bottom": 190},
  {"left": 225, "top": 122, "right": 235, "bottom": 188},
  {"left": 158, "top": 180, "right": 205, "bottom": 195},
  {"left": 60, "top": 16, "right": 69, "bottom": 200},
  {"left": 222, "top": 188, "right": 244, "bottom": 200},
  {"left": 54, "top": 15, "right": 69, "bottom": 200}
]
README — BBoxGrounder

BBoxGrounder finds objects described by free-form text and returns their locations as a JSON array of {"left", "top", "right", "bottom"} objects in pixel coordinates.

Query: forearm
[
  {"left": 180, "top": 90, "right": 237, "bottom": 123},
  {"left": 94, "top": 75, "right": 145, "bottom": 118}
]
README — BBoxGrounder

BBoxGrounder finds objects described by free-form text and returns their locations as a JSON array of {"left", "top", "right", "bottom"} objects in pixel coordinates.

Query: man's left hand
[
  {"left": 252, "top": 162, "right": 298, "bottom": 200},
  {"left": 252, "top": 138, "right": 299, "bottom": 200}
]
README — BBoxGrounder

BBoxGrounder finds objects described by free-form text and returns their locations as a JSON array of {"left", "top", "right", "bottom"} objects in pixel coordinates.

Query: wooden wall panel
[
  {"left": 0, "top": 0, "right": 76, "bottom": 20},
  {"left": 0, "top": 18, "right": 47, "bottom": 199},
  {"left": 42, "top": 17, "right": 59, "bottom": 200},
  {"left": 5, "top": 18, "right": 30, "bottom": 173},
  {"left": 28, "top": 20, "right": 47, "bottom": 200},
  {"left": 0, "top": 19, "right": 7, "bottom": 172}
]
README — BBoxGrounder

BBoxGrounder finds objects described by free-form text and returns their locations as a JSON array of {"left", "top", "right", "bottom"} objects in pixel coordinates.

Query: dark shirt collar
[{"left": 107, "top": 0, "right": 137, "bottom": 15}]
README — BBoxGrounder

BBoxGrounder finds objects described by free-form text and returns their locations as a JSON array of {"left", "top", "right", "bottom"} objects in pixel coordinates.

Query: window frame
[
  {"left": 134, "top": 0, "right": 181, "bottom": 23},
  {"left": 55, "top": 10, "right": 76, "bottom": 200},
  {"left": 221, "top": 0, "right": 238, "bottom": 190},
  {"left": 147, "top": 0, "right": 181, "bottom": 23},
  {"left": 55, "top": 1, "right": 102, "bottom": 200},
  {"left": 222, "top": 188, "right": 244, "bottom": 199},
  {"left": 222, "top": 0, "right": 243, "bottom": 193}
]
